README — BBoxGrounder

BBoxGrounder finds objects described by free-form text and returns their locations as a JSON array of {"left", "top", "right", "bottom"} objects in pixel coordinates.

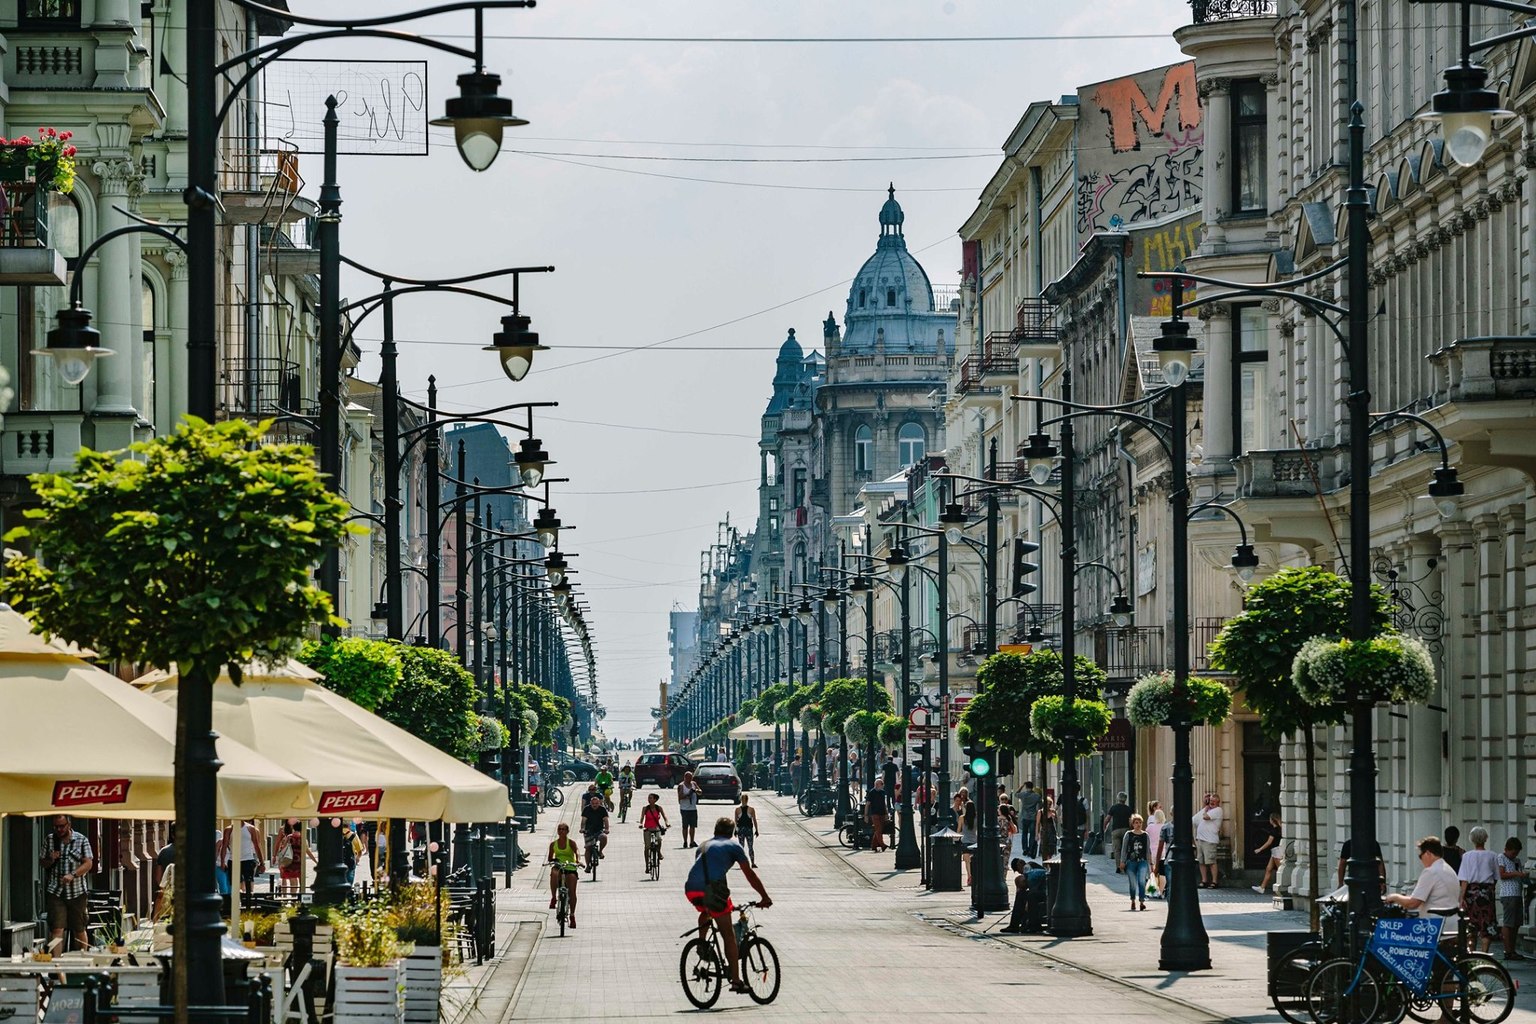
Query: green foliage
[
  {"left": 733, "top": 740, "right": 752, "bottom": 780},
  {"left": 1125, "top": 671, "right": 1234, "bottom": 728},
  {"left": 298, "top": 637, "right": 403, "bottom": 711},
  {"left": 1292, "top": 633, "right": 1437, "bottom": 706},
  {"left": 1207, "top": 565, "right": 1392, "bottom": 738},
  {"left": 333, "top": 897, "right": 410, "bottom": 967},
  {"left": 376, "top": 646, "right": 481, "bottom": 762},
  {"left": 843, "top": 709, "right": 884, "bottom": 746},
  {"left": 475, "top": 713, "right": 510, "bottom": 750},
  {"left": 960, "top": 650, "right": 1106, "bottom": 757},
  {"left": 799, "top": 702, "right": 823, "bottom": 732},
  {"left": 0, "top": 418, "right": 352, "bottom": 675},
  {"left": 520, "top": 684, "right": 571, "bottom": 746},
  {"left": 817, "top": 677, "right": 890, "bottom": 734},
  {"left": 755, "top": 683, "right": 792, "bottom": 724},
  {"left": 876, "top": 713, "right": 906, "bottom": 748},
  {"left": 782, "top": 682, "right": 820, "bottom": 721},
  {"left": 737, "top": 697, "right": 759, "bottom": 722},
  {"left": 1027, "top": 696, "right": 1113, "bottom": 758}
]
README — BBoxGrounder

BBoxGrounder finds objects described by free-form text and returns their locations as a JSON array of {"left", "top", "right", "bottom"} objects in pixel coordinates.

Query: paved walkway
[
  {"left": 485, "top": 783, "right": 1233, "bottom": 1021},
  {"left": 758, "top": 790, "right": 1536, "bottom": 1024}
]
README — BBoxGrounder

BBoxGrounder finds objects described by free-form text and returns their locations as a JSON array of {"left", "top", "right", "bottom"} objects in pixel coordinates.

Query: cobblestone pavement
[{"left": 497, "top": 784, "right": 1227, "bottom": 1022}]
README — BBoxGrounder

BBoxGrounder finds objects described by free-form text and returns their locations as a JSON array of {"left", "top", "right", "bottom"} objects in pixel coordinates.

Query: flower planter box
[
  {"left": 401, "top": 946, "right": 441, "bottom": 1024},
  {"left": 333, "top": 963, "right": 405, "bottom": 1024}
]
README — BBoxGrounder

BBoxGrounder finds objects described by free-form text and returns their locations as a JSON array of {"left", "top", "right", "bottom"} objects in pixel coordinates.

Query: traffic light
[
  {"left": 964, "top": 742, "right": 995, "bottom": 778},
  {"left": 1012, "top": 538, "right": 1040, "bottom": 596}
]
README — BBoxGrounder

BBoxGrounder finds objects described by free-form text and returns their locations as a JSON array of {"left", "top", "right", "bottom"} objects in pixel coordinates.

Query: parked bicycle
[
  {"left": 678, "top": 901, "right": 779, "bottom": 1008},
  {"left": 797, "top": 781, "right": 837, "bottom": 817},
  {"left": 644, "top": 826, "right": 668, "bottom": 881},
  {"left": 536, "top": 783, "right": 564, "bottom": 809}
]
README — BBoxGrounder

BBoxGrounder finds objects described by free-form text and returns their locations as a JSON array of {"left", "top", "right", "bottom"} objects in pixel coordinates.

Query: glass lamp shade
[
  {"left": 514, "top": 438, "right": 551, "bottom": 489},
  {"left": 885, "top": 549, "right": 909, "bottom": 583},
  {"left": 796, "top": 602, "right": 813, "bottom": 627},
  {"left": 1154, "top": 313, "right": 1196, "bottom": 388},
  {"left": 1427, "top": 466, "right": 1464, "bottom": 519},
  {"left": 1231, "top": 542, "right": 1260, "bottom": 582},
  {"left": 1109, "top": 594, "right": 1134, "bottom": 628},
  {"left": 430, "top": 71, "right": 529, "bottom": 172},
  {"left": 820, "top": 588, "right": 840, "bottom": 609},
  {"left": 1419, "top": 63, "right": 1512, "bottom": 169},
  {"left": 533, "top": 508, "right": 561, "bottom": 548},
  {"left": 486, "top": 312, "right": 549, "bottom": 382},
  {"left": 36, "top": 307, "right": 111, "bottom": 386}
]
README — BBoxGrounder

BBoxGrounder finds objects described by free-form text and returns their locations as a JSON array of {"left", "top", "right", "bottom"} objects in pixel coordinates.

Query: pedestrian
[
  {"left": 40, "top": 814, "right": 92, "bottom": 953},
  {"left": 1120, "top": 813, "right": 1151, "bottom": 911},
  {"left": 677, "top": 771, "right": 701, "bottom": 848},
  {"left": 952, "top": 788, "right": 968, "bottom": 832},
  {"left": 1385, "top": 836, "right": 1461, "bottom": 930},
  {"left": 1194, "top": 792, "right": 1223, "bottom": 888},
  {"left": 341, "top": 821, "right": 364, "bottom": 887},
  {"left": 1337, "top": 836, "right": 1387, "bottom": 892},
  {"left": 1036, "top": 795, "right": 1058, "bottom": 861},
  {"left": 221, "top": 819, "right": 266, "bottom": 896},
  {"left": 1000, "top": 795, "right": 1023, "bottom": 863},
  {"left": 790, "top": 754, "right": 803, "bottom": 797},
  {"left": 277, "top": 821, "right": 310, "bottom": 893},
  {"left": 1015, "top": 781, "right": 1042, "bottom": 857},
  {"left": 1443, "top": 825, "right": 1466, "bottom": 873},
  {"left": 1457, "top": 825, "right": 1498, "bottom": 953},
  {"left": 866, "top": 778, "right": 891, "bottom": 852},
  {"left": 1104, "top": 791, "right": 1133, "bottom": 873},
  {"left": 1153, "top": 818, "right": 1174, "bottom": 898},
  {"left": 734, "top": 793, "right": 760, "bottom": 868},
  {"left": 960, "top": 797, "right": 978, "bottom": 885},
  {"left": 1495, "top": 838, "right": 1528, "bottom": 961},
  {"left": 1078, "top": 794, "right": 1091, "bottom": 846},
  {"left": 1145, "top": 800, "right": 1166, "bottom": 882},
  {"left": 1252, "top": 811, "right": 1284, "bottom": 895}
]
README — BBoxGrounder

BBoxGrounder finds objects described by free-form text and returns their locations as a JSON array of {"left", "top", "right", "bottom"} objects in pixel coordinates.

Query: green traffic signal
[{"left": 968, "top": 753, "right": 992, "bottom": 777}]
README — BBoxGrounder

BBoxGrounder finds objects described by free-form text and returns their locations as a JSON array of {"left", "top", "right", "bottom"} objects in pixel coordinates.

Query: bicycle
[
  {"left": 618, "top": 788, "right": 633, "bottom": 822},
  {"left": 584, "top": 832, "right": 603, "bottom": 883},
  {"left": 552, "top": 869, "right": 573, "bottom": 937},
  {"left": 537, "top": 783, "right": 564, "bottom": 809},
  {"left": 678, "top": 901, "right": 779, "bottom": 1009},
  {"left": 1305, "top": 912, "right": 1514, "bottom": 1024},
  {"left": 644, "top": 826, "right": 668, "bottom": 881},
  {"left": 1270, "top": 894, "right": 1350, "bottom": 1024},
  {"left": 797, "top": 782, "right": 837, "bottom": 817}
]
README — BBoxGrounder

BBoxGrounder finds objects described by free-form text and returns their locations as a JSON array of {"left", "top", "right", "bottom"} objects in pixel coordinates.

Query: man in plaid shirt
[{"left": 40, "top": 815, "right": 93, "bottom": 952}]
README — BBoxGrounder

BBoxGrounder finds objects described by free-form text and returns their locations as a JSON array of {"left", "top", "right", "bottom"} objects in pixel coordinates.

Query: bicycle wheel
[
  {"left": 556, "top": 888, "right": 567, "bottom": 938},
  {"left": 740, "top": 936, "right": 781, "bottom": 1004},
  {"left": 839, "top": 823, "right": 856, "bottom": 848},
  {"left": 1455, "top": 955, "right": 1515, "bottom": 1024},
  {"left": 679, "top": 937, "right": 723, "bottom": 1009},
  {"left": 1307, "top": 958, "right": 1381, "bottom": 1024},
  {"left": 547, "top": 787, "right": 564, "bottom": 808},
  {"left": 1372, "top": 968, "right": 1409, "bottom": 1024},
  {"left": 561, "top": 769, "right": 576, "bottom": 785},
  {"left": 1270, "top": 941, "right": 1327, "bottom": 1024}
]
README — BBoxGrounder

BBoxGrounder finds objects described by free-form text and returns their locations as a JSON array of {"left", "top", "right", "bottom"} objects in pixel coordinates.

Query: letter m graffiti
[{"left": 1092, "top": 63, "right": 1202, "bottom": 154}]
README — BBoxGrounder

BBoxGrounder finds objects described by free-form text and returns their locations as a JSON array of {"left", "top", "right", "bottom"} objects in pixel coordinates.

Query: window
[
  {"left": 768, "top": 496, "right": 779, "bottom": 512},
  {"left": 1234, "top": 306, "right": 1271, "bottom": 453},
  {"left": 1231, "top": 80, "right": 1267, "bottom": 215},
  {"left": 886, "top": 288, "right": 896, "bottom": 307},
  {"left": 142, "top": 276, "right": 157, "bottom": 422},
  {"left": 859, "top": 288, "right": 867, "bottom": 308},
  {"left": 854, "top": 425, "right": 873, "bottom": 473},
  {"left": 20, "top": 0, "right": 80, "bottom": 26},
  {"left": 792, "top": 468, "right": 806, "bottom": 507},
  {"left": 897, "top": 422, "right": 925, "bottom": 467}
]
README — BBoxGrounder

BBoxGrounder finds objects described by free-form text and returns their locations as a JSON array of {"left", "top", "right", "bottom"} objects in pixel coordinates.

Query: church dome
[{"left": 841, "top": 186, "right": 937, "bottom": 347}]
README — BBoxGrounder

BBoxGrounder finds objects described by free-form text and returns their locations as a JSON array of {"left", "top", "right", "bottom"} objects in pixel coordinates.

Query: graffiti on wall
[
  {"left": 1076, "top": 62, "right": 1204, "bottom": 239},
  {"left": 1131, "top": 212, "right": 1204, "bottom": 317}
]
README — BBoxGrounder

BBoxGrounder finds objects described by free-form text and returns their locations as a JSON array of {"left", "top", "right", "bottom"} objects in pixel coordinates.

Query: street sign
[
  {"left": 950, "top": 695, "right": 972, "bottom": 714},
  {"left": 909, "top": 706, "right": 934, "bottom": 729},
  {"left": 1369, "top": 915, "right": 1442, "bottom": 993},
  {"left": 1096, "top": 718, "right": 1133, "bottom": 752},
  {"left": 908, "top": 726, "right": 943, "bottom": 741}
]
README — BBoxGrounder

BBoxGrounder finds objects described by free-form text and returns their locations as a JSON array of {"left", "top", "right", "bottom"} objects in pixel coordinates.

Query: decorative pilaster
[
  {"left": 1199, "top": 303, "right": 1233, "bottom": 466},
  {"left": 164, "top": 248, "right": 190, "bottom": 428},
  {"left": 1197, "top": 77, "right": 1231, "bottom": 250},
  {"left": 89, "top": 159, "right": 147, "bottom": 426}
]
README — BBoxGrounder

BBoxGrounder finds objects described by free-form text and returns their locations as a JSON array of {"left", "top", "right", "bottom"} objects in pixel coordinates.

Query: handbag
[
  {"left": 700, "top": 841, "right": 731, "bottom": 913},
  {"left": 277, "top": 835, "right": 296, "bottom": 869}
]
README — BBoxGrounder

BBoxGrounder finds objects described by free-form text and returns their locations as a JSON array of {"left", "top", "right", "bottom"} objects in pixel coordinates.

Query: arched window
[
  {"left": 854, "top": 425, "right": 873, "bottom": 473},
  {"left": 886, "top": 288, "right": 897, "bottom": 307},
  {"left": 859, "top": 288, "right": 867, "bottom": 308},
  {"left": 898, "top": 422, "right": 925, "bottom": 467}
]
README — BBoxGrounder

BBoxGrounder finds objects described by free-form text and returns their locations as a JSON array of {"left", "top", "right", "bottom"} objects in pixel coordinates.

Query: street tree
[
  {"left": 1206, "top": 565, "right": 1391, "bottom": 925},
  {"left": 380, "top": 645, "right": 482, "bottom": 762},
  {"left": 298, "top": 636, "right": 403, "bottom": 711},
  {"left": 0, "top": 418, "right": 351, "bottom": 1017},
  {"left": 960, "top": 650, "right": 1106, "bottom": 779}
]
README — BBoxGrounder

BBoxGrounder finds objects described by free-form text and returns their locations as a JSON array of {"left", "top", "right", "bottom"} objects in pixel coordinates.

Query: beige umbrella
[
  {"left": 0, "top": 611, "right": 311, "bottom": 818},
  {"left": 133, "top": 659, "right": 511, "bottom": 822},
  {"left": 726, "top": 717, "right": 778, "bottom": 742}
]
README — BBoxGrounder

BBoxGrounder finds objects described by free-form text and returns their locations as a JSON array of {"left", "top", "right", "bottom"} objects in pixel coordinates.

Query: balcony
[
  {"left": 1, "top": 411, "right": 84, "bottom": 477},
  {"left": 220, "top": 150, "right": 318, "bottom": 226},
  {"left": 0, "top": 182, "right": 66, "bottom": 285},
  {"left": 1190, "top": 616, "right": 1230, "bottom": 673},
  {"left": 1190, "top": 0, "right": 1278, "bottom": 23},
  {"left": 219, "top": 357, "right": 316, "bottom": 439},
  {"left": 1233, "top": 446, "right": 1343, "bottom": 499},
  {"left": 1429, "top": 336, "right": 1536, "bottom": 403},
  {"left": 980, "top": 334, "right": 1020, "bottom": 380},
  {"left": 1094, "top": 625, "right": 1166, "bottom": 687},
  {"left": 955, "top": 354, "right": 983, "bottom": 395},
  {"left": 1011, "top": 298, "right": 1059, "bottom": 357}
]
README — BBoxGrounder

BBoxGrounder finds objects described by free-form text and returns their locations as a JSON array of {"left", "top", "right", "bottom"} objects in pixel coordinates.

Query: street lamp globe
[
  {"left": 1109, "top": 593, "right": 1134, "bottom": 628},
  {"left": 1231, "top": 543, "right": 1260, "bottom": 583},
  {"left": 1154, "top": 312, "right": 1196, "bottom": 388},
  {"left": 545, "top": 551, "right": 567, "bottom": 586},
  {"left": 430, "top": 70, "right": 529, "bottom": 172},
  {"left": 820, "top": 586, "right": 840, "bottom": 610},
  {"left": 1018, "top": 431, "right": 1058, "bottom": 486},
  {"left": 35, "top": 306, "right": 112, "bottom": 386},
  {"left": 514, "top": 437, "right": 551, "bottom": 488},
  {"left": 533, "top": 507, "right": 561, "bottom": 548},
  {"left": 796, "top": 601, "right": 813, "bottom": 627},
  {"left": 1419, "top": 63, "right": 1512, "bottom": 168},
  {"left": 778, "top": 606, "right": 792, "bottom": 624},
  {"left": 848, "top": 575, "right": 869, "bottom": 595},
  {"left": 884, "top": 546, "right": 909, "bottom": 583},
  {"left": 938, "top": 501, "right": 968, "bottom": 545},
  {"left": 486, "top": 312, "right": 550, "bottom": 382},
  {"left": 1427, "top": 466, "right": 1465, "bottom": 518}
]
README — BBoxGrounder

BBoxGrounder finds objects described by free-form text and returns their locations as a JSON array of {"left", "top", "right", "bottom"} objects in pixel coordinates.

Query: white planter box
[
  {"left": 402, "top": 946, "right": 442, "bottom": 1024},
  {"left": 334, "top": 963, "right": 405, "bottom": 1024}
]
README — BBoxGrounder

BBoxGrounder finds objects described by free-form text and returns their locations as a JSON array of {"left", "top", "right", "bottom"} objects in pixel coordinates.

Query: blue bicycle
[{"left": 1305, "top": 912, "right": 1514, "bottom": 1024}]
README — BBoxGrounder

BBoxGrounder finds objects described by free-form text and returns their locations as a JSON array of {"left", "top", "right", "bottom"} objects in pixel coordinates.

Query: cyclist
[
  {"left": 595, "top": 764, "right": 615, "bottom": 811},
  {"left": 580, "top": 792, "right": 610, "bottom": 861},
  {"left": 546, "top": 822, "right": 583, "bottom": 928},
  {"left": 640, "top": 792, "right": 670, "bottom": 861},
  {"left": 617, "top": 763, "right": 636, "bottom": 819},
  {"left": 685, "top": 817, "right": 772, "bottom": 995}
]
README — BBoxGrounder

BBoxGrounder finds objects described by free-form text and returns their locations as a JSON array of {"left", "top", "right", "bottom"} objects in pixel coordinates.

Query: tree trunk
[{"left": 1304, "top": 721, "right": 1321, "bottom": 933}]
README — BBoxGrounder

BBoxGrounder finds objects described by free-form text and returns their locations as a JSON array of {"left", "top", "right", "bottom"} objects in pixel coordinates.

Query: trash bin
[
  {"left": 929, "top": 828, "right": 963, "bottom": 891},
  {"left": 775, "top": 769, "right": 793, "bottom": 796}
]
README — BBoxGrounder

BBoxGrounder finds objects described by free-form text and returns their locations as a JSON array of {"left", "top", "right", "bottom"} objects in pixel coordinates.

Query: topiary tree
[
  {"left": 0, "top": 418, "right": 352, "bottom": 1016},
  {"left": 1207, "top": 565, "right": 1392, "bottom": 926},
  {"left": 817, "top": 677, "right": 891, "bottom": 734},
  {"left": 959, "top": 650, "right": 1107, "bottom": 778},
  {"left": 380, "top": 646, "right": 482, "bottom": 762},
  {"left": 298, "top": 636, "right": 403, "bottom": 712},
  {"left": 876, "top": 713, "right": 907, "bottom": 749}
]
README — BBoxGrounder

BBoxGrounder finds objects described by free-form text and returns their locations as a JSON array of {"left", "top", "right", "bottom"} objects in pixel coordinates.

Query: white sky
[{"left": 299, "top": 1, "right": 1192, "bottom": 744}]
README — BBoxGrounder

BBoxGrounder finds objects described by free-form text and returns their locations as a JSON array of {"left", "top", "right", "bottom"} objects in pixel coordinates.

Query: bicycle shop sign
[{"left": 1369, "top": 915, "right": 1443, "bottom": 992}]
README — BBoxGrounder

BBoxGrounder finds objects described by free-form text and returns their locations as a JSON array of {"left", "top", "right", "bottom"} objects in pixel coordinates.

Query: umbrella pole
[{"left": 434, "top": 821, "right": 443, "bottom": 948}]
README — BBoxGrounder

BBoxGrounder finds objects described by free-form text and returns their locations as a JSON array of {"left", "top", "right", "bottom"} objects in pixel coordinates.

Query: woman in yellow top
[{"left": 547, "top": 822, "right": 584, "bottom": 927}]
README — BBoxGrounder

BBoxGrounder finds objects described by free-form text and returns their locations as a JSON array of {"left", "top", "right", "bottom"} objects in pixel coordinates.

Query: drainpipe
[
  {"left": 1118, "top": 439, "right": 1139, "bottom": 807},
  {"left": 244, "top": 8, "right": 261, "bottom": 412}
]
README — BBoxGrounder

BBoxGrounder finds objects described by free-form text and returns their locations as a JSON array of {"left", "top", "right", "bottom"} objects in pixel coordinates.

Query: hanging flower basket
[
  {"left": 1028, "top": 696, "right": 1112, "bottom": 751},
  {"left": 876, "top": 713, "right": 906, "bottom": 748},
  {"left": 799, "top": 703, "right": 823, "bottom": 732},
  {"left": 474, "top": 713, "right": 507, "bottom": 751},
  {"left": 0, "top": 128, "right": 76, "bottom": 192},
  {"left": 843, "top": 709, "right": 883, "bottom": 746},
  {"left": 1292, "top": 633, "right": 1437, "bottom": 706},
  {"left": 1125, "top": 671, "right": 1234, "bottom": 728}
]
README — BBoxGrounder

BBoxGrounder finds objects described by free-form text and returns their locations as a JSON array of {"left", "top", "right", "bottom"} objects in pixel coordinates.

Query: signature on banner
[{"left": 262, "top": 59, "right": 430, "bottom": 156}]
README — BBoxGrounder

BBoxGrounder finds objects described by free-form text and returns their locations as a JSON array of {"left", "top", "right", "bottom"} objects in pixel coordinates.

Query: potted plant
[
  {"left": 332, "top": 900, "right": 410, "bottom": 1024},
  {"left": 1125, "top": 670, "right": 1234, "bottom": 729},
  {"left": 1291, "top": 632, "right": 1437, "bottom": 707},
  {"left": 0, "top": 127, "right": 76, "bottom": 192},
  {"left": 1027, "top": 695, "right": 1113, "bottom": 753},
  {"left": 389, "top": 883, "right": 449, "bottom": 1024}
]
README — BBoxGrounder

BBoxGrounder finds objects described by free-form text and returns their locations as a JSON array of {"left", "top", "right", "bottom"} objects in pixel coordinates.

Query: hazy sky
[{"left": 300, "top": 1, "right": 1192, "bottom": 744}]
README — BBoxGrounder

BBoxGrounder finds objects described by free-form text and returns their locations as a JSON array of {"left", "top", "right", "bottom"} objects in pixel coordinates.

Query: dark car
[
  {"left": 554, "top": 758, "right": 599, "bottom": 783},
  {"left": 693, "top": 762, "right": 741, "bottom": 803},
  {"left": 633, "top": 751, "right": 694, "bottom": 788}
]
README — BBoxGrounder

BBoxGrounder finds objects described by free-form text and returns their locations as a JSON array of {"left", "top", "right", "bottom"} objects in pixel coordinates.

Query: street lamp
[
  {"left": 487, "top": 311, "right": 550, "bottom": 382},
  {"left": 1108, "top": 593, "right": 1134, "bottom": 628},
  {"left": 515, "top": 437, "right": 552, "bottom": 488},
  {"left": 36, "top": 307, "right": 111, "bottom": 386},
  {"left": 432, "top": 68, "right": 530, "bottom": 171},
  {"left": 534, "top": 507, "right": 562, "bottom": 548}
]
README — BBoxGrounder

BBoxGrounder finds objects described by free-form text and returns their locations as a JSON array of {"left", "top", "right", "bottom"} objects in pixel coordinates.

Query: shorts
[
  {"left": 686, "top": 890, "right": 733, "bottom": 919},
  {"left": 1271, "top": 846, "right": 1284, "bottom": 861},
  {"left": 47, "top": 893, "right": 88, "bottom": 934},
  {"left": 555, "top": 866, "right": 579, "bottom": 877},
  {"left": 680, "top": 809, "right": 699, "bottom": 827},
  {"left": 1196, "top": 840, "right": 1220, "bottom": 865},
  {"left": 1497, "top": 895, "right": 1523, "bottom": 928}
]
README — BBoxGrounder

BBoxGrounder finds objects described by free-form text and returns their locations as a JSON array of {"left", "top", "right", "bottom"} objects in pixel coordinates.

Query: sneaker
[{"left": 1251, "top": 885, "right": 1266, "bottom": 895}]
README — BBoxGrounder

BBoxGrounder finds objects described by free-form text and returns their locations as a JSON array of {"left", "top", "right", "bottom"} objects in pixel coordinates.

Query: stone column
[
  {"left": 1200, "top": 304, "right": 1233, "bottom": 466},
  {"left": 1197, "top": 77, "right": 1231, "bottom": 252},
  {"left": 90, "top": 159, "right": 145, "bottom": 429},
  {"left": 163, "top": 248, "right": 189, "bottom": 429}
]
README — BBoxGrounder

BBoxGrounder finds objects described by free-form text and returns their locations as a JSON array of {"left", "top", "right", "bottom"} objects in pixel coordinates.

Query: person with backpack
[{"left": 685, "top": 817, "right": 772, "bottom": 996}]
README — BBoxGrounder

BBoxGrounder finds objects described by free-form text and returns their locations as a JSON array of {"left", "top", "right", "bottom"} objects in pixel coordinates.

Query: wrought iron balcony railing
[{"left": 1190, "top": 0, "right": 1278, "bottom": 24}]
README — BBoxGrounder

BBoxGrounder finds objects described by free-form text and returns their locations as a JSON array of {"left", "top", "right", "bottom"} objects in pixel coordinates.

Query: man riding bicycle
[
  {"left": 581, "top": 793, "right": 610, "bottom": 860},
  {"left": 546, "top": 822, "right": 583, "bottom": 928},
  {"left": 617, "top": 763, "right": 635, "bottom": 815},
  {"left": 685, "top": 817, "right": 772, "bottom": 995},
  {"left": 595, "top": 766, "right": 615, "bottom": 810},
  {"left": 640, "top": 792, "right": 669, "bottom": 859}
]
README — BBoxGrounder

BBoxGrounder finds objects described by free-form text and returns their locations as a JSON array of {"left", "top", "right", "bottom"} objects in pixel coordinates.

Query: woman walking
[
  {"left": 1121, "top": 813, "right": 1151, "bottom": 911},
  {"left": 1458, "top": 825, "right": 1499, "bottom": 952},
  {"left": 1252, "top": 812, "right": 1284, "bottom": 895},
  {"left": 1036, "top": 795, "right": 1058, "bottom": 861},
  {"left": 734, "top": 793, "right": 760, "bottom": 868},
  {"left": 960, "top": 797, "right": 978, "bottom": 887},
  {"left": 1146, "top": 800, "right": 1167, "bottom": 897}
]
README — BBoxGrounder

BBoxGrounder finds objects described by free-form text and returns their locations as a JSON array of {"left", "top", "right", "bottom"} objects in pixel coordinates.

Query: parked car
[
  {"left": 633, "top": 751, "right": 694, "bottom": 788},
  {"left": 693, "top": 762, "right": 741, "bottom": 803},
  {"left": 554, "top": 758, "right": 599, "bottom": 782}
]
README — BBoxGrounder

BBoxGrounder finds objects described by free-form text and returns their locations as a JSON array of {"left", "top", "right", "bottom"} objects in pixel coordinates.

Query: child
[{"left": 1495, "top": 837, "right": 1528, "bottom": 961}]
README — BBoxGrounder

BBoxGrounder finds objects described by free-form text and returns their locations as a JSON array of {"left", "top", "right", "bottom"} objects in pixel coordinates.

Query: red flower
[
  {"left": 63, "top": 146, "right": 76, "bottom": 157},
  {"left": 59, "top": 131, "right": 72, "bottom": 140},
  {"left": 16, "top": 136, "right": 31, "bottom": 146}
]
